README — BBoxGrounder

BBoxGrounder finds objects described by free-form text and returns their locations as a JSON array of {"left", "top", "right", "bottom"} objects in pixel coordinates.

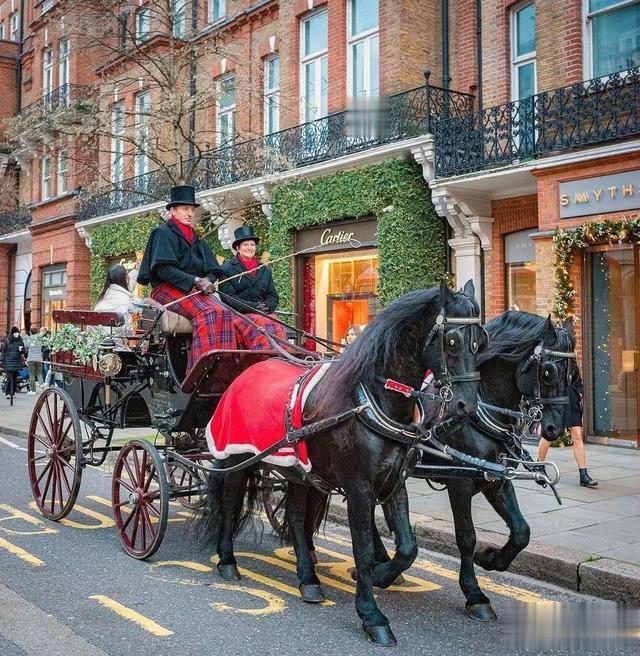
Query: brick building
[{"left": 1, "top": 0, "right": 640, "bottom": 447}]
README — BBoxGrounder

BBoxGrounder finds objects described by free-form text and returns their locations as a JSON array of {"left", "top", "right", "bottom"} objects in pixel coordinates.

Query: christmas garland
[{"left": 553, "top": 213, "right": 640, "bottom": 321}]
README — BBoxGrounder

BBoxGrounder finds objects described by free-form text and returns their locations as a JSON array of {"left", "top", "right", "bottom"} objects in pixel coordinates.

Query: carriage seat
[{"left": 138, "top": 297, "right": 193, "bottom": 335}]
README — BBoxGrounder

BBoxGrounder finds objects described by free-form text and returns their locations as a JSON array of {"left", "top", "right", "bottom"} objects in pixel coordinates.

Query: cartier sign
[
  {"left": 297, "top": 218, "right": 377, "bottom": 252},
  {"left": 559, "top": 170, "right": 640, "bottom": 219}
]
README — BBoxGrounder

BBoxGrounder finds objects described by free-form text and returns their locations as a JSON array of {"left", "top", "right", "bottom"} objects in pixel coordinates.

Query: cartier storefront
[{"left": 295, "top": 218, "right": 378, "bottom": 350}]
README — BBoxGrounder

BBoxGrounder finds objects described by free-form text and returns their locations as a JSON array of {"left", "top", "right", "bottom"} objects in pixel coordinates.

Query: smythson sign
[{"left": 559, "top": 170, "right": 640, "bottom": 219}]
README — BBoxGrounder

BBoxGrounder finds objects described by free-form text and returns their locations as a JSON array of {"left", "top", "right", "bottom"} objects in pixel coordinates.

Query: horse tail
[
  {"left": 196, "top": 460, "right": 262, "bottom": 549},
  {"left": 279, "top": 484, "right": 331, "bottom": 543}
]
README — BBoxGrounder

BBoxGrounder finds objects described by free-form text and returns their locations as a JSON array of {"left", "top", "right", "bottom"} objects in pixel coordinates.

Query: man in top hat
[
  {"left": 137, "top": 185, "right": 276, "bottom": 372},
  {"left": 219, "top": 226, "right": 288, "bottom": 344}
]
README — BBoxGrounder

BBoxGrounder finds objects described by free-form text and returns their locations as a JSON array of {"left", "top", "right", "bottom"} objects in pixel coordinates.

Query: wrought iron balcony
[
  {"left": 0, "top": 208, "right": 31, "bottom": 236},
  {"left": 434, "top": 67, "right": 640, "bottom": 177},
  {"left": 77, "top": 80, "right": 474, "bottom": 221},
  {"left": 19, "top": 84, "right": 95, "bottom": 120}
]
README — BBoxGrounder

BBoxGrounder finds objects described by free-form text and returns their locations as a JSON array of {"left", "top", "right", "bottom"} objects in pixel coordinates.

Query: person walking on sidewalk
[
  {"left": 538, "top": 373, "right": 598, "bottom": 488},
  {"left": 1, "top": 327, "right": 26, "bottom": 399},
  {"left": 40, "top": 326, "right": 51, "bottom": 387},
  {"left": 25, "top": 327, "right": 44, "bottom": 395}
]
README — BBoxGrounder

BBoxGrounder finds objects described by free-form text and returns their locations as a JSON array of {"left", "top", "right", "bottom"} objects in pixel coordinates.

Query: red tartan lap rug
[{"left": 206, "top": 359, "right": 331, "bottom": 472}]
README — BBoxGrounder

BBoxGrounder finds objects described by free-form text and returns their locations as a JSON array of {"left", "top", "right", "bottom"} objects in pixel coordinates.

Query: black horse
[
  {"left": 411, "top": 311, "right": 576, "bottom": 621},
  {"left": 198, "top": 282, "right": 485, "bottom": 646}
]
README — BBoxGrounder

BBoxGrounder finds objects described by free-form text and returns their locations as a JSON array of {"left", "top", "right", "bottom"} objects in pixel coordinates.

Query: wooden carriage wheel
[
  {"left": 112, "top": 440, "right": 168, "bottom": 560},
  {"left": 261, "top": 469, "right": 288, "bottom": 537},
  {"left": 27, "top": 387, "right": 83, "bottom": 520}
]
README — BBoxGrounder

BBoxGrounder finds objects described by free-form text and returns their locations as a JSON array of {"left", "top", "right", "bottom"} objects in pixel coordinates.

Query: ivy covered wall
[{"left": 268, "top": 158, "right": 446, "bottom": 311}]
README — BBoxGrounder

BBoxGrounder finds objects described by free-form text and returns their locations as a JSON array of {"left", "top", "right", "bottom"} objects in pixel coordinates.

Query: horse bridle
[{"left": 519, "top": 343, "right": 577, "bottom": 419}]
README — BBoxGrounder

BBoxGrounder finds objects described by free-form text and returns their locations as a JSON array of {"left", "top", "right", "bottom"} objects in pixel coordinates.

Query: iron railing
[
  {"left": 435, "top": 67, "right": 640, "bottom": 176},
  {"left": 0, "top": 208, "right": 31, "bottom": 236},
  {"left": 77, "top": 77, "right": 474, "bottom": 222},
  {"left": 19, "top": 83, "right": 95, "bottom": 118}
]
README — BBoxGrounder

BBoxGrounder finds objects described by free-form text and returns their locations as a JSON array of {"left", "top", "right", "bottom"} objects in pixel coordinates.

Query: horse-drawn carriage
[
  {"left": 26, "top": 301, "right": 293, "bottom": 559},
  {"left": 26, "top": 284, "right": 573, "bottom": 645}
]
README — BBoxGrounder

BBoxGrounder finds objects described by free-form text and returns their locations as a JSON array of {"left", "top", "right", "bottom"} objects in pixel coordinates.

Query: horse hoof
[
  {"left": 364, "top": 625, "right": 397, "bottom": 647},
  {"left": 466, "top": 603, "right": 497, "bottom": 622},
  {"left": 299, "top": 584, "right": 325, "bottom": 604},
  {"left": 217, "top": 563, "right": 241, "bottom": 581}
]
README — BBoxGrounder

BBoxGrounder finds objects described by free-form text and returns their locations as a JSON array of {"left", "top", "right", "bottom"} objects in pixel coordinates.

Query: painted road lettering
[{"left": 0, "top": 503, "right": 58, "bottom": 536}]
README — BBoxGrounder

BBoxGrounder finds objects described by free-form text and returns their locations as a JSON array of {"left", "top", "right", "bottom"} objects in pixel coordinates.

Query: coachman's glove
[{"left": 195, "top": 278, "right": 217, "bottom": 294}]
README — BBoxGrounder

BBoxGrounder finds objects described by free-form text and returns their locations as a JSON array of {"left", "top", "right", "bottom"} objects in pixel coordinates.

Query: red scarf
[
  {"left": 171, "top": 216, "right": 195, "bottom": 244},
  {"left": 238, "top": 253, "right": 259, "bottom": 277}
]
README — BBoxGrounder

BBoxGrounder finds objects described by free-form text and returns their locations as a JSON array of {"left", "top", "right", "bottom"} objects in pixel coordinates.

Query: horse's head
[
  {"left": 423, "top": 280, "right": 487, "bottom": 418},
  {"left": 515, "top": 316, "right": 577, "bottom": 439}
]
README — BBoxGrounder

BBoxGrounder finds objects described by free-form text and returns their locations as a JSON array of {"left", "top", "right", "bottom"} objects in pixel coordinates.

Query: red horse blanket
[{"left": 206, "top": 359, "right": 331, "bottom": 471}]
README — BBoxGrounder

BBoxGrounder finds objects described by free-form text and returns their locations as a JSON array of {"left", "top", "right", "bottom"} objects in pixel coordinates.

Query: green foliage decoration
[
  {"left": 268, "top": 159, "right": 445, "bottom": 312},
  {"left": 553, "top": 213, "right": 640, "bottom": 321}
]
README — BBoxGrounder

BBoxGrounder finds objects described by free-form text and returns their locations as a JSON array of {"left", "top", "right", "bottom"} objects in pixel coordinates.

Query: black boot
[{"left": 579, "top": 468, "right": 598, "bottom": 487}]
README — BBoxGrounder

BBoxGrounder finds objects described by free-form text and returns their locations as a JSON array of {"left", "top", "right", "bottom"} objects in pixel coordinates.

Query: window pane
[
  {"left": 589, "top": 0, "right": 629, "bottom": 11},
  {"left": 369, "top": 34, "right": 379, "bottom": 96},
  {"left": 320, "top": 56, "right": 328, "bottom": 116},
  {"left": 304, "top": 61, "right": 317, "bottom": 120},
  {"left": 352, "top": 41, "right": 365, "bottom": 97},
  {"left": 506, "top": 262, "right": 536, "bottom": 313},
  {"left": 517, "top": 61, "right": 535, "bottom": 98},
  {"left": 351, "top": 0, "right": 379, "bottom": 36},
  {"left": 304, "top": 11, "right": 327, "bottom": 56},
  {"left": 219, "top": 76, "right": 235, "bottom": 108},
  {"left": 515, "top": 3, "right": 536, "bottom": 56},
  {"left": 266, "top": 57, "right": 279, "bottom": 91},
  {"left": 266, "top": 96, "right": 278, "bottom": 134},
  {"left": 211, "top": 0, "right": 226, "bottom": 21},
  {"left": 592, "top": 4, "right": 640, "bottom": 76}
]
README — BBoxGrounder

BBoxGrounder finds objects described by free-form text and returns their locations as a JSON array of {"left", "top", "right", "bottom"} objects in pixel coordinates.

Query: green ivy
[{"left": 269, "top": 159, "right": 445, "bottom": 311}]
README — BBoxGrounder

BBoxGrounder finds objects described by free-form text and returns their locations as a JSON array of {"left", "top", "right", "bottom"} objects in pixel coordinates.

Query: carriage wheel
[
  {"left": 112, "top": 440, "right": 168, "bottom": 560},
  {"left": 167, "top": 459, "right": 207, "bottom": 510},
  {"left": 27, "top": 387, "right": 83, "bottom": 520},
  {"left": 261, "top": 469, "right": 288, "bottom": 537}
]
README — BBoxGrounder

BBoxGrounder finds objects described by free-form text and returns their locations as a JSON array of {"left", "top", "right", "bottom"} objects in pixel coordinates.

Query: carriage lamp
[{"left": 98, "top": 352, "right": 122, "bottom": 406}]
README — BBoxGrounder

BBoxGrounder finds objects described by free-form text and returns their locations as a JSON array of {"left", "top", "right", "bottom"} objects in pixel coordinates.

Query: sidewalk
[{"left": 2, "top": 389, "right": 639, "bottom": 601}]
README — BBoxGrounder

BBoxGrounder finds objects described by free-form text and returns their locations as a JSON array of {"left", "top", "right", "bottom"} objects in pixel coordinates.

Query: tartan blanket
[{"left": 206, "top": 359, "right": 331, "bottom": 471}]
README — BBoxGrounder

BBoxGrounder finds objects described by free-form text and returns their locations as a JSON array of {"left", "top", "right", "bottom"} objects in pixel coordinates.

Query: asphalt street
[{"left": 0, "top": 433, "right": 637, "bottom": 656}]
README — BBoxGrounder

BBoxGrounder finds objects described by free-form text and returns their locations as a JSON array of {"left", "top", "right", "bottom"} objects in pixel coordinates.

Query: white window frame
[
  {"left": 57, "top": 150, "right": 68, "bottom": 194},
  {"left": 216, "top": 74, "right": 236, "bottom": 146},
  {"left": 9, "top": 12, "right": 18, "bottom": 42},
  {"left": 347, "top": 0, "right": 379, "bottom": 99},
  {"left": 172, "top": 0, "right": 187, "bottom": 38},
  {"left": 264, "top": 56, "right": 280, "bottom": 135},
  {"left": 41, "top": 155, "right": 52, "bottom": 200},
  {"left": 111, "top": 101, "right": 125, "bottom": 186},
  {"left": 134, "top": 92, "right": 151, "bottom": 180},
  {"left": 58, "top": 38, "right": 70, "bottom": 105},
  {"left": 510, "top": 1, "right": 537, "bottom": 101},
  {"left": 43, "top": 47, "right": 53, "bottom": 102},
  {"left": 209, "top": 0, "right": 226, "bottom": 23},
  {"left": 584, "top": 0, "right": 640, "bottom": 79},
  {"left": 136, "top": 7, "right": 151, "bottom": 42},
  {"left": 300, "top": 9, "right": 328, "bottom": 123}
]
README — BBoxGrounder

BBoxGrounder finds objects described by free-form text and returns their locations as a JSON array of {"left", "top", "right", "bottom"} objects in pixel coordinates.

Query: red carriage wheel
[
  {"left": 261, "top": 469, "right": 288, "bottom": 537},
  {"left": 27, "top": 387, "right": 83, "bottom": 520},
  {"left": 112, "top": 440, "right": 168, "bottom": 559}
]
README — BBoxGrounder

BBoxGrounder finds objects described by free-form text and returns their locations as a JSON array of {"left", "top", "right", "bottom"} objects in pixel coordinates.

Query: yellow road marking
[
  {"left": 211, "top": 584, "right": 286, "bottom": 615},
  {"left": 0, "top": 537, "right": 44, "bottom": 566},
  {"left": 150, "top": 560, "right": 213, "bottom": 573},
  {"left": 88, "top": 495, "right": 190, "bottom": 524},
  {"left": 88, "top": 595, "right": 174, "bottom": 637},
  {"left": 320, "top": 533, "right": 547, "bottom": 602},
  {"left": 0, "top": 504, "right": 58, "bottom": 536}
]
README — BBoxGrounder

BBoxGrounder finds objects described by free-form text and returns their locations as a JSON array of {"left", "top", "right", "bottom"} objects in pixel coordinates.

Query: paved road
[{"left": 0, "top": 434, "right": 637, "bottom": 656}]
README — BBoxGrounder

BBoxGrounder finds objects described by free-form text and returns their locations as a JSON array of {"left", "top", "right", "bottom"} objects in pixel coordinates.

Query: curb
[
  {"left": 326, "top": 501, "right": 640, "bottom": 603},
  {"left": 0, "top": 427, "right": 28, "bottom": 440}
]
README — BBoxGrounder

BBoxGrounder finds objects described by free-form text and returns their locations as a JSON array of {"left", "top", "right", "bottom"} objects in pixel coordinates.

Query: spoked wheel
[
  {"left": 261, "top": 469, "right": 289, "bottom": 536},
  {"left": 27, "top": 387, "right": 83, "bottom": 520},
  {"left": 167, "top": 458, "right": 208, "bottom": 510},
  {"left": 112, "top": 440, "right": 169, "bottom": 560}
]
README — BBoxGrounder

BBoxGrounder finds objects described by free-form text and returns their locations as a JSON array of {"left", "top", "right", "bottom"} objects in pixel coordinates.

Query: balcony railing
[
  {"left": 0, "top": 208, "right": 31, "bottom": 236},
  {"left": 19, "top": 83, "right": 95, "bottom": 118},
  {"left": 77, "top": 79, "right": 474, "bottom": 222},
  {"left": 434, "top": 67, "right": 640, "bottom": 177}
]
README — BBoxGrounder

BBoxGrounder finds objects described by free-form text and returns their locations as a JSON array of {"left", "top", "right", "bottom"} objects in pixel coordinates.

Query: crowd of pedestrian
[{"left": 0, "top": 325, "right": 51, "bottom": 399}]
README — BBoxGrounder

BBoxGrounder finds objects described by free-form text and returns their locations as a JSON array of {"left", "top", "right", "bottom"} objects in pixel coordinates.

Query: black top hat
[
  {"left": 232, "top": 225, "right": 260, "bottom": 250},
  {"left": 166, "top": 185, "right": 201, "bottom": 210}
]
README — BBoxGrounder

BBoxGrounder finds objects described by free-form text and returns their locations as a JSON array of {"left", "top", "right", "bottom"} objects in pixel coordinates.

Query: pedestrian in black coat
[{"left": 1, "top": 327, "right": 26, "bottom": 398}]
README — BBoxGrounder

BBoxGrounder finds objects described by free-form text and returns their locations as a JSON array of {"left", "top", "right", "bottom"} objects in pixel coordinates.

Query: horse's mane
[
  {"left": 310, "top": 286, "right": 479, "bottom": 417},
  {"left": 477, "top": 311, "right": 573, "bottom": 366}
]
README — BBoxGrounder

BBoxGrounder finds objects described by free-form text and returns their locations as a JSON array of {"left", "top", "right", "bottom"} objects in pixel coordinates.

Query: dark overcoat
[
  {"left": 219, "top": 256, "right": 279, "bottom": 314},
  {"left": 1, "top": 337, "right": 26, "bottom": 372},
  {"left": 138, "top": 221, "right": 225, "bottom": 293}
]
